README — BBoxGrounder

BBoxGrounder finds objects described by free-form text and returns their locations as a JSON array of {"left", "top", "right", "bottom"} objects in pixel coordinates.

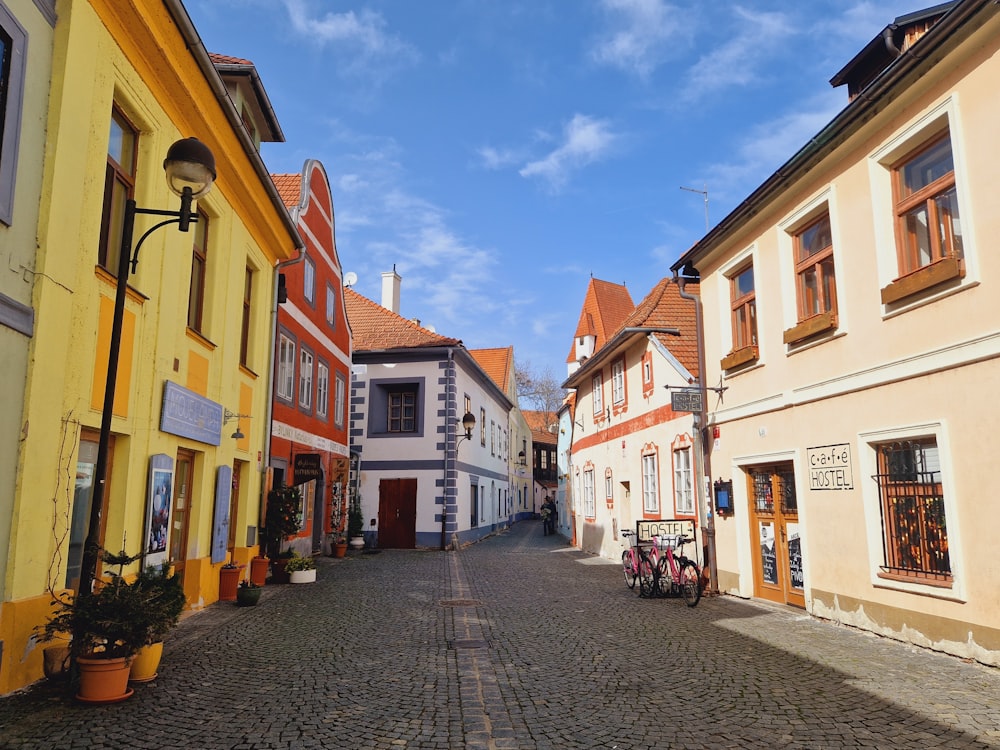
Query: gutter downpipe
[
  {"left": 673, "top": 272, "right": 718, "bottom": 595},
  {"left": 442, "top": 348, "right": 456, "bottom": 550}
]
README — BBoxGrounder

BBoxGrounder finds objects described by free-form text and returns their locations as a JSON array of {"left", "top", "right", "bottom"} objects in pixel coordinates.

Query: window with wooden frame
[
  {"left": 187, "top": 209, "right": 209, "bottom": 333},
  {"left": 723, "top": 263, "right": 758, "bottom": 369},
  {"left": 871, "top": 438, "right": 951, "bottom": 585},
  {"left": 893, "top": 133, "right": 962, "bottom": 277},
  {"left": 326, "top": 283, "right": 337, "bottom": 328},
  {"left": 0, "top": 6, "right": 27, "bottom": 225},
  {"left": 641, "top": 448, "right": 659, "bottom": 515},
  {"left": 240, "top": 268, "right": 252, "bottom": 367},
  {"left": 98, "top": 107, "right": 138, "bottom": 276},
  {"left": 784, "top": 211, "right": 838, "bottom": 344},
  {"left": 611, "top": 357, "right": 626, "bottom": 408},
  {"left": 276, "top": 333, "right": 295, "bottom": 401},
  {"left": 641, "top": 351, "right": 654, "bottom": 397},
  {"left": 298, "top": 348, "right": 314, "bottom": 411},
  {"left": 388, "top": 389, "right": 417, "bottom": 433},
  {"left": 592, "top": 373, "right": 604, "bottom": 417}
]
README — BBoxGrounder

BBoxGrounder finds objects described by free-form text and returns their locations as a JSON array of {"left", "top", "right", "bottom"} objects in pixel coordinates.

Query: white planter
[
  {"left": 349, "top": 536, "right": 365, "bottom": 550},
  {"left": 289, "top": 569, "right": 316, "bottom": 584}
]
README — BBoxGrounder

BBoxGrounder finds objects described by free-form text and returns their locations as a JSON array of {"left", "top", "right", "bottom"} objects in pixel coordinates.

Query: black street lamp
[{"left": 78, "top": 138, "right": 216, "bottom": 599}]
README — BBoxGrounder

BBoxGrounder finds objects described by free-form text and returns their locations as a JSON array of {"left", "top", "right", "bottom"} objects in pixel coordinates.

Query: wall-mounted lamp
[
  {"left": 456, "top": 411, "right": 476, "bottom": 447},
  {"left": 81, "top": 137, "right": 217, "bottom": 599},
  {"left": 224, "top": 408, "right": 251, "bottom": 440},
  {"left": 517, "top": 450, "right": 527, "bottom": 466}
]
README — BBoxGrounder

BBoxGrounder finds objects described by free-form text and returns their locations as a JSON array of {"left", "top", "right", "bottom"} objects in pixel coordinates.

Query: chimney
[{"left": 381, "top": 266, "right": 401, "bottom": 313}]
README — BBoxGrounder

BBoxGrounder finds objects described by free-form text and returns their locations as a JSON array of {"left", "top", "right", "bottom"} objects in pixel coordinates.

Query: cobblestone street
[{"left": 2, "top": 520, "right": 998, "bottom": 749}]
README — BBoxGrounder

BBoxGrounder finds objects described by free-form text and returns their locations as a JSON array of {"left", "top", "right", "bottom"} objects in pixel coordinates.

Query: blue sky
[{"left": 185, "top": 0, "right": 923, "bottom": 380}]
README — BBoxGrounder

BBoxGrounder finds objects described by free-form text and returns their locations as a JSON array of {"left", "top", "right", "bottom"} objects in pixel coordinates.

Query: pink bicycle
[
  {"left": 621, "top": 530, "right": 658, "bottom": 597},
  {"left": 652, "top": 534, "right": 701, "bottom": 606}
]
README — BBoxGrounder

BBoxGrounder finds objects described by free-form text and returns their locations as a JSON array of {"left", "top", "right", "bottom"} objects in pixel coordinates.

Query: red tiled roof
[
  {"left": 567, "top": 278, "right": 635, "bottom": 363},
  {"left": 523, "top": 410, "right": 558, "bottom": 446},
  {"left": 345, "top": 288, "right": 460, "bottom": 351},
  {"left": 271, "top": 173, "right": 300, "bottom": 208},
  {"left": 469, "top": 346, "right": 513, "bottom": 393},
  {"left": 616, "top": 277, "right": 700, "bottom": 379},
  {"left": 209, "top": 52, "right": 254, "bottom": 66}
]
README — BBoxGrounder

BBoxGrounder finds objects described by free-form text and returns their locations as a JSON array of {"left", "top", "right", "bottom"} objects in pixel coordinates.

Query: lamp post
[{"left": 78, "top": 138, "right": 216, "bottom": 599}]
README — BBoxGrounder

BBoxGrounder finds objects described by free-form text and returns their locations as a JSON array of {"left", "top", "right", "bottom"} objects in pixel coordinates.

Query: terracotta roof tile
[
  {"left": 271, "top": 173, "right": 301, "bottom": 208},
  {"left": 522, "top": 410, "right": 559, "bottom": 445},
  {"left": 345, "top": 288, "right": 461, "bottom": 351},
  {"left": 469, "top": 347, "right": 513, "bottom": 392},
  {"left": 567, "top": 278, "right": 635, "bottom": 363},
  {"left": 615, "top": 277, "right": 700, "bottom": 379},
  {"left": 209, "top": 52, "right": 254, "bottom": 66}
]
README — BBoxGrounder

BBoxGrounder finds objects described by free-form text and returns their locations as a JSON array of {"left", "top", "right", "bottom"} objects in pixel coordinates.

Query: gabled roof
[
  {"left": 271, "top": 173, "right": 301, "bottom": 208},
  {"left": 469, "top": 347, "right": 514, "bottom": 395},
  {"left": 523, "top": 410, "right": 558, "bottom": 446},
  {"left": 345, "top": 288, "right": 460, "bottom": 351},
  {"left": 208, "top": 52, "right": 284, "bottom": 143},
  {"left": 563, "top": 277, "right": 699, "bottom": 387},
  {"left": 566, "top": 278, "right": 635, "bottom": 364}
]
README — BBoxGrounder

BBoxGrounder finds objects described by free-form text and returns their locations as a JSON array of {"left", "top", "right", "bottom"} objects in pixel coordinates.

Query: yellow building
[{"left": 1, "top": 0, "right": 301, "bottom": 693}]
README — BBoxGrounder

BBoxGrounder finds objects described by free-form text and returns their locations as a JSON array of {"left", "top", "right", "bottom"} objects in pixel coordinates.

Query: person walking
[{"left": 541, "top": 496, "right": 557, "bottom": 536}]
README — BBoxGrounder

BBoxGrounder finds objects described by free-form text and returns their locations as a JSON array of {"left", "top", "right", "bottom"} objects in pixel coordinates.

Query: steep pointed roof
[
  {"left": 469, "top": 346, "right": 514, "bottom": 396},
  {"left": 345, "top": 288, "right": 460, "bottom": 351},
  {"left": 566, "top": 278, "right": 635, "bottom": 364}
]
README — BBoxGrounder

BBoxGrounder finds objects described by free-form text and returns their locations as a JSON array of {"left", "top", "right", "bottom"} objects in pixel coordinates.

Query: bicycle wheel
[
  {"left": 638, "top": 555, "right": 656, "bottom": 598},
  {"left": 622, "top": 550, "right": 637, "bottom": 589},
  {"left": 656, "top": 556, "right": 672, "bottom": 597},
  {"left": 680, "top": 561, "right": 702, "bottom": 607}
]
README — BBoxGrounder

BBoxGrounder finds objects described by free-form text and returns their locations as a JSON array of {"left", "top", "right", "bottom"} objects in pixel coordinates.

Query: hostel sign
[{"left": 807, "top": 443, "right": 854, "bottom": 490}]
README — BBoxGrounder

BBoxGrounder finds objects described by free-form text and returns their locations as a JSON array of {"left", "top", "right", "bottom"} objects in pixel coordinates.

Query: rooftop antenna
[{"left": 680, "top": 184, "right": 709, "bottom": 232}]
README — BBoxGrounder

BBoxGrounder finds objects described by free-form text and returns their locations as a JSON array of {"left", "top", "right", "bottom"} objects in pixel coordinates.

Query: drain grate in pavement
[
  {"left": 439, "top": 599, "right": 481, "bottom": 606},
  {"left": 449, "top": 639, "right": 490, "bottom": 649}
]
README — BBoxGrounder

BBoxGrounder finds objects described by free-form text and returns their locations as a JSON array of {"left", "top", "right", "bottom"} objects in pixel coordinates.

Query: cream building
[{"left": 671, "top": 0, "right": 1000, "bottom": 664}]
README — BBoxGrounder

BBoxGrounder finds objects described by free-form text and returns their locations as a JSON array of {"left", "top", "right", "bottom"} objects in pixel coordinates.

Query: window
[
  {"left": 316, "top": 362, "right": 329, "bottom": 419},
  {"left": 298, "top": 349, "right": 314, "bottom": 410},
  {"left": 892, "top": 133, "right": 961, "bottom": 276},
  {"left": 582, "top": 467, "right": 595, "bottom": 518},
  {"left": 491, "top": 420, "right": 495, "bottom": 455},
  {"left": 673, "top": 447, "right": 693, "bottom": 514},
  {"left": 187, "top": 210, "right": 209, "bottom": 332},
  {"left": 605, "top": 469, "right": 613, "bottom": 502},
  {"left": 98, "top": 107, "right": 138, "bottom": 276},
  {"left": 480, "top": 407, "right": 486, "bottom": 446},
  {"left": 592, "top": 373, "right": 604, "bottom": 416},
  {"left": 303, "top": 256, "right": 315, "bottom": 304},
  {"left": 334, "top": 373, "right": 346, "bottom": 428},
  {"left": 642, "top": 451, "right": 659, "bottom": 514},
  {"left": 611, "top": 358, "right": 625, "bottom": 405},
  {"left": 0, "top": 6, "right": 27, "bottom": 225},
  {"left": 389, "top": 390, "right": 416, "bottom": 432},
  {"left": 730, "top": 264, "right": 757, "bottom": 350},
  {"left": 872, "top": 438, "right": 950, "bottom": 583},
  {"left": 276, "top": 334, "right": 295, "bottom": 401},
  {"left": 794, "top": 212, "right": 836, "bottom": 320},
  {"left": 326, "top": 284, "right": 336, "bottom": 327},
  {"left": 240, "top": 269, "right": 252, "bottom": 367}
]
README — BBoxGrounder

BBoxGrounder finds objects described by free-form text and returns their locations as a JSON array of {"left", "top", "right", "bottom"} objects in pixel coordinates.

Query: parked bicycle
[
  {"left": 621, "top": 530, "right": 658, "bottom": 598},
  {"left": 652, "top": 534, "right": 702, "bottom": 606}
]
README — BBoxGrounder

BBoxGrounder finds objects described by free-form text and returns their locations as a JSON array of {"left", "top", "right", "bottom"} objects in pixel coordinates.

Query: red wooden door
[{"left": 378, "top": 478, "right": 417, "bottom": 549}]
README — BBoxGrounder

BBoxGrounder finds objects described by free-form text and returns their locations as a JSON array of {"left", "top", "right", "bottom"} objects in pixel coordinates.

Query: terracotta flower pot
[
  {"left": 249, "top": 556, "right": 269, "bottom": 586},
  {"left": 76, "top": 656, "right": 133, "bottom": 704},
  {"left": 219, "top": 565, "right": 244, "bottom": 601},
  {"left": 333, "top": 542, "right": 348, "bottom": 558}
]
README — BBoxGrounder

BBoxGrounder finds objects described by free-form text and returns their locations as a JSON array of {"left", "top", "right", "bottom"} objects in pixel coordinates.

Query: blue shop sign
[{"left": 160, "top": 381, "right": 223, "bottom": 445}]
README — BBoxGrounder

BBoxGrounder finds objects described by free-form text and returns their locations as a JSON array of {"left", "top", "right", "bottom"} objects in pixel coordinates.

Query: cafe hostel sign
[{"left": 806, "top": 443, "right": 854, "bottom": 490}]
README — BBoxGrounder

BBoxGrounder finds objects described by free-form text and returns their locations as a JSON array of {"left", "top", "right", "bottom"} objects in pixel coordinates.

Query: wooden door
[
  {"left": 169, "top": 449, "right": 195, "bottom": 574},
  {"left": 746, "top": 463, "right": 805, "bottom": 608},
  {"left": 378, "top": 478, "right": 417, "bottom": 549}
]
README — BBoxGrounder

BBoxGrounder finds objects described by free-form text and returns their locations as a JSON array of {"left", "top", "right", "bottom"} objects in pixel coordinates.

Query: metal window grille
[
  {"left": 752, "top": 470, "right": 773, "bottom": 513},
  {"left": 777, "top": 469, "right": 797, "bottom": 515},
  {"left": 873, "top": 441, "right": 951, "bottom": 579}
]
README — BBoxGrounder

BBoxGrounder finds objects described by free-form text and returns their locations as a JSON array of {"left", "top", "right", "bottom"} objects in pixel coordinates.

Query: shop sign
[
  {"left": 160, "top": 381, "right": 222, "bottom": 445},
  {"left": 807, "top": 443, "right": 854, "bottom": 490}
]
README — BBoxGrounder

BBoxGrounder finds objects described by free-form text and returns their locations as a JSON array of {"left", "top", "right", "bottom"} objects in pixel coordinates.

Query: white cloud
[
  {"left": 519, "top": 114, "right": 618, "bottom": 191},
  {"left": 590, "top": 0, "right": 685, "bottom": 78},
  {"left": 477, "top": 146, "right": 522, "bottom": 171},
  {"left": 679, "top": 7, "right": 794, "bottom": 101}
]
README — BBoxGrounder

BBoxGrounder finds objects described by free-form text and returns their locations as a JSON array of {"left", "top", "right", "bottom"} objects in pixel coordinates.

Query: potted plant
[
  {"left": 347, "top": 504, "right": 365, "bottom": 550},
  {"left": 39, "top": 548, "right": 153, "bottom": 703},
  {"left": 332, "top": 534, "right": 348, "bottom": 558},
  {"left": 263, "top": 485, "right": 302, "bottom": 582},
  {"left": 218, "top": 559, "right": 244, "bottom": 602},
  {"left": 235, "top": 579, "right": 262, "bottom": 606},
  {"left": 284, "top": 553, "right": 317, "bottom": 583},
  {"left": 128, "top": 562, "right": 186, "bottom": 683}
]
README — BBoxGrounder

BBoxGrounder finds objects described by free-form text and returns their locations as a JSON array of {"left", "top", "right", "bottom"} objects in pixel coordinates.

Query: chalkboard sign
[{"left": 788, "top": 533, "right": 803, "bottom": 590}]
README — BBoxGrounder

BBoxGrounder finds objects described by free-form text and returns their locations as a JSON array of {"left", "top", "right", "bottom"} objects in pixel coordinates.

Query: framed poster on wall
[{"left": 144, "top": 454, "right": 174, "bottom": 569}]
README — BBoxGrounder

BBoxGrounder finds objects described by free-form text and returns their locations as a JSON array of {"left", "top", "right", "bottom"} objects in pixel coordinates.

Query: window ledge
[
  {"left": 783, "top": 311, "right": 837, "bottom": 345},
  {"left": 185, "top": 327, "right": 217, "bottom": 351},
  {"left": 880, "top": 256, "right": 964, "bottom": 306},
  {"left": 239, "top": 364, "right": 259, "bottom": 380},
  {"left": 721, "top": 345, "right": 758, "bottom": 371}
]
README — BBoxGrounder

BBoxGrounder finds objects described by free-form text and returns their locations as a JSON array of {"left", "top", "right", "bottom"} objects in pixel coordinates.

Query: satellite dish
[{"left": 344, "top": 271, "right": 357, "bottom": 288}]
